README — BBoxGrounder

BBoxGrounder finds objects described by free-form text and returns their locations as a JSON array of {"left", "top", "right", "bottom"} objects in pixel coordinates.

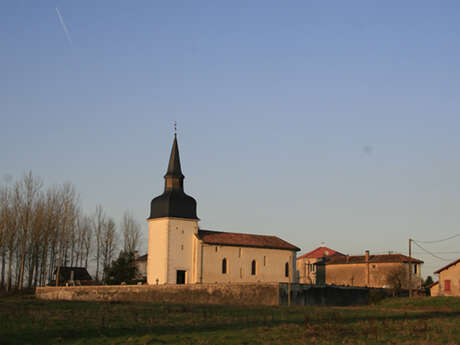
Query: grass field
[{"left": 1, "top": 295, "right": 460, "bottom": 345}]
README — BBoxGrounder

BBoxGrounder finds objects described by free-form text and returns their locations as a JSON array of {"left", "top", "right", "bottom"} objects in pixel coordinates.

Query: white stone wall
[
  {"left": 166, "top": 218, "right": 198, "bottom": 284},
  {"left": 147, "top": 218, "right": 168, "bottom": 285},
  {"left": 147, "top": 217, "right": 198, "bottom": 285},
  {"left": 200, "top": 244, "right": 296, "bottom": 283}
]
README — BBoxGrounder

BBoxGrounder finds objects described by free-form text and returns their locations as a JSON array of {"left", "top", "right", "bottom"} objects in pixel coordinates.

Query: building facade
[
  {"left": 433, "top": 258, "right": 460, "bottom": 296},
  {"left": 322, "top": 250, "right": 423, "bottom": 289},
  {"left": 147, "top": 135, "right": 299, "bottom": 285},
  {"left": 296, "top": 247, "right": 343, "bottom": 284}
]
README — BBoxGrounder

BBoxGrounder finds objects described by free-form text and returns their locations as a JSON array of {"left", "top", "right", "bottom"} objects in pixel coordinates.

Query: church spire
[
  {"left": 164, "top": 134, "right": 184, "bottom": 191},
  {"left": 165, "top": 134, "right": 184, "bottom": 179},
  {"left": 149, "top": 133, "right": 198, "bottom": 220}
]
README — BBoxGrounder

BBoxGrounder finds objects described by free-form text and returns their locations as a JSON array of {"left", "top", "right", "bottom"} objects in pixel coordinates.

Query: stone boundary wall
[
  {"left": 35, "top": 283, "right": 280, "bottom": 306},
  {"left": 36, "top": 283, "right": 374, "bottom": 306},
  {"left": 279, "top": 284, "right": 371, "bottom": 306}
]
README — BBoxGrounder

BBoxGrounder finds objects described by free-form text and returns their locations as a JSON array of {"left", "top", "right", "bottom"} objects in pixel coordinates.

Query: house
[
  {"left": 433, "top": 258, "right": 460, "bottom": 296},
  {"left": 147, "top": 134, "right": 300, "bottom": 285},
  {"left": 320, "top": 250, "right": 423, "bottom": 289},
  {"left": 52, "top": 266, "right": 93, "bottom": 286},
  {"left": 428, "top": 281, "right": 439, "bottom": 296},
  {"left": 296, "top": 247, "right": 344, "bottom": 284},
  {"left": 135, "top": 253, "right": 147, "bottom": 280}
]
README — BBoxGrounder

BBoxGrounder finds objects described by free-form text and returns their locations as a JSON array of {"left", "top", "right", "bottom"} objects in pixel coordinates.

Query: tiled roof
[
  {"left": 325, "top": 254, "right": 423, "bottom": 265},
  {"left": 198, "top": 229, "right": 300, "bottom": 251},
  {"left": 53, "top": 267, "right": 92, "bottom": 281},
  {"left": 434, "top": 258, "right": 460, "bottom": 274},
  {"left": 297, "top": 247, "right": 344, "bottom": 260}
]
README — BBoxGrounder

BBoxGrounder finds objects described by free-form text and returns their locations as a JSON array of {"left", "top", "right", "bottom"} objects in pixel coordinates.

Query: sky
[{"left": 2, "top": 1, "right": 460, "bottom": 277}]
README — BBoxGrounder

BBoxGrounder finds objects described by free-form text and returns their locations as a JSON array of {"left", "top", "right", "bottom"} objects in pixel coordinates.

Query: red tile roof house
[
  {"left": 433, "top": 258, "right": 460, "bottom": 296},
  {"left": 296, "top": 247, "right": 343, "bottom": 284},
  {"left": 297, "top": 247, "right": 423, "bottom": 290}
]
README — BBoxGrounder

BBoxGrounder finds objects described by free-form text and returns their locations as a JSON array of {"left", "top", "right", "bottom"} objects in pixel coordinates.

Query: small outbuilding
[
  {"left": 433, "top": 258, "right": 460, "bottom": 296},
  {"left": 52, "top": 266, "right": 93, "bottom": 286}
]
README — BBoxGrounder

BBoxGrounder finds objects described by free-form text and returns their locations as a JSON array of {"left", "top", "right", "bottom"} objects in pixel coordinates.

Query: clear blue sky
[{"left": 2, "top": 1, "right": 460, "bottom": 277}]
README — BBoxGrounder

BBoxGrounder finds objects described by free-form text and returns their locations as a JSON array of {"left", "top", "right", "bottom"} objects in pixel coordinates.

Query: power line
[
  {"left": 412, "top": 241, "right": 453, "bottom": 262},
  {"left": 415, "top": 233, "right": 460, "bottom": 244}
]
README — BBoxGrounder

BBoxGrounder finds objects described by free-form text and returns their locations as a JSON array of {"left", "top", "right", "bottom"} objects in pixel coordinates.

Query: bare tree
[
  {"left": 15, "top": 171, "right": 43, "bottom": 290},
  {"left": 80, "top": 215, "right": 93, "bottom": 268},
  {"left": 101, "top": 218, "right": 117, "bottom": 282},
  {"left": 55, "top": 183, "right": 78, "bottom": 287},
  {"left": 0, "top": 185, "right": 7, "bottom": 288},
  {"left": 93, "top": 205, "right": 105, "bottom": 281},
  {"left": 121, "top": 211, "right": 142, "bottom": 254}
]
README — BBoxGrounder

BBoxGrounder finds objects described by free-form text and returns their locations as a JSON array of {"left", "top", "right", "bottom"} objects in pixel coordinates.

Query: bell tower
[{"left": 147, "top": 134, "right": 199, "bottom": 284}]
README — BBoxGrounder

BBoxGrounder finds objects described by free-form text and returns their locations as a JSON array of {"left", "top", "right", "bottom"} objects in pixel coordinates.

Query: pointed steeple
[
  {"left": 164, "top": 134, "right": 185, "bottom": 191},
  {"left": 148, "top": 134, "right": 198, "bottom": 220},
  {"left": 165, "top": 134, "right": 184, "bottom": 179}
]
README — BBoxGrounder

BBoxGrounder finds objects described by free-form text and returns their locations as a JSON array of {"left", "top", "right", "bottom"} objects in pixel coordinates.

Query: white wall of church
[
  {"left": 200, "top": 244, "right": 296, "bottom": 283},
  {"left": 166, "top": 218, "right": 198, "bottom": 284},
  {"left": 147, "top": 217, "right": 198, "bottom": 285},
  {"left": 147, "top": 218, "right": 168, "bottom": 285}
]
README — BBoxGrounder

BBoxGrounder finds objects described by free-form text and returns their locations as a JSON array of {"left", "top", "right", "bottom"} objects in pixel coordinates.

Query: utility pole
[
  {"left": 288, "top": 256, "right": 291, "bottom": 306},
  {"left": 408, "top": 238, "right": 412, "bottom": 298}
]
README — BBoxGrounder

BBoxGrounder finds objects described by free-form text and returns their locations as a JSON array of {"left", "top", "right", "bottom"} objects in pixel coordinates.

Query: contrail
[{"left": 56, "top": 7, "right": 73, "bottom": 46}]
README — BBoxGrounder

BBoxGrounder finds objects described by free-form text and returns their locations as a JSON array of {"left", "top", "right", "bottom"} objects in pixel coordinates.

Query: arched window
[
  {"left": 285, "top": 262, "right": 289, "bottom": 278},
  {"left": 251, "top": 260, "right": 256, "bottom": 275},
  {"left": 222, "top": 258, "right": 227, "bottom": 274}
]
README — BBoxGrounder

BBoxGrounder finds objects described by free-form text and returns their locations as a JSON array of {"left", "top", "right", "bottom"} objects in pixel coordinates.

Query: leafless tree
[
  {"left": 121, "top": 211, "right": 142, "bottom": 254},
  {"left": 101, "top": 218, "right": 117, "bottom": 282},
  {"left": 93, "top": 205, "right": 105, "bottom": 281},
  {"left": 15, "top": 171, "right": 43, "bottom": 290}
]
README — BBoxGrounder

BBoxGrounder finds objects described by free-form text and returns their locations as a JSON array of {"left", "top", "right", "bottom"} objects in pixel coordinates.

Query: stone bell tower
[{"left": 146, "top": 134, "right": 199, "bottom": 284}]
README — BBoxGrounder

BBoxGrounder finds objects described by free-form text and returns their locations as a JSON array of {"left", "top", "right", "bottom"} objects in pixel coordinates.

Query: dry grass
[{"left": 1, "top": 295, "right": 460, "bottom": 344}]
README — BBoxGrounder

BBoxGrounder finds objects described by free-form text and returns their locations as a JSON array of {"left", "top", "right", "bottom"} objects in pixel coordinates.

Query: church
[{"left": 147, "top": 135, "right": 300, "bottom": 285}]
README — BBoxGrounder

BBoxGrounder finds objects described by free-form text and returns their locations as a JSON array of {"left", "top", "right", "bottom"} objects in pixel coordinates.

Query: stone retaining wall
[
  {"left": 35, "top": 283, "right": 280, "bottom": 306},
  {"left": 36, "top": 283, "right": 373, "bottom": 306}
]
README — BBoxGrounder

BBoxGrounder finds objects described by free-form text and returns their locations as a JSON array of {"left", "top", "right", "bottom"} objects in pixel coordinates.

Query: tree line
[{"left": 0, "top": 171, "right": 142, "bottom": 291}]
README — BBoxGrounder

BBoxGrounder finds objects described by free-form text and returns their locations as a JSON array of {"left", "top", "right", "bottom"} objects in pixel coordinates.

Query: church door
[{"left": 176, "top": 270, "right": 186, "bottom": 284}]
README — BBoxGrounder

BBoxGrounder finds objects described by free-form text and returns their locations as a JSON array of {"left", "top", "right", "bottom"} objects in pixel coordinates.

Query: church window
[
  {"left": 215, "top": 246, "right": 218, "bottom": 252},
  {"left": 238, "top": 248, "right": 242, "bottom": 257},
  {"left": 263, "top": 256, "right": 266, "bottom": 266},
  {"left": 285, "top": 262, "right": 289, "bottom": 278},
  {"left": 413, "top": 264, "right": 417, "bottom": 274},
  {"left": 222, "top": 258, "right": 227, "bottom": 274},
  {"left": 181, "top": 244, "right": 184, "bottom": 250},
  {"left": 251, "top": 260, "right": 256, "bottom": 275}
]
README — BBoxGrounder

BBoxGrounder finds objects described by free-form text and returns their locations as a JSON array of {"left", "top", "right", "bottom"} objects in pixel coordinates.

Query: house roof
[
  {"left": 434, "top": 258, "right": 460, "bottom": 274},
  {"left": 325, "top": 253, "right": 423, "bottom": 265},
  {"left": 427, "top": 281, "right": 439, "bottom": 289},
  {"left": 197, "top": 229, "right": 300, "bottom": 251},
  {"left": 136, "top": 254, "right": 148, "bottom": 262},
  {"left": 54, "top": 267, "right": 92, "bottom": 281},
  {"left": 297, "top": 247, "right": 344, "bottom": 260}
]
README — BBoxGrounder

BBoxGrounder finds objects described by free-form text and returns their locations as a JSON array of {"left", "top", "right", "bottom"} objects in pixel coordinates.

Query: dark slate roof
[
  {"left": 136, "top": 254, "right": 148, "bottom": 262},
  {"left": 149, "top": 135, "right": 198, "bottom": 220},
  {"left": 325, "top": 254, "right": 423, "bottom": 265},
  {"left": 54, "top": 267, "right": 92, "bottom": 281},
  {"left": 198, "top": 229, "right": 300, "bottom": 251},
  {"left": 298, "top": 247, "right": 344, "bottom": 259},
  {"left": 434, "top": 258, "right": 460, "bottom": 274}
]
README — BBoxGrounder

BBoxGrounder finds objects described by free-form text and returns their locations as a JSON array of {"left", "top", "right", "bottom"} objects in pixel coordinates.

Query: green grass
[{"left": 1, "top": 295, "right": 460, "bottom": 344}]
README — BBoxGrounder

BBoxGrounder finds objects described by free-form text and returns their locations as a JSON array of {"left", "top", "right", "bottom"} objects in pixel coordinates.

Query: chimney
[
  {"left": 346, "top": 255, "right": 349, "bottom": 263},
  {"left": 365, "top": 250, "right": 370, "bottom": 262}
]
